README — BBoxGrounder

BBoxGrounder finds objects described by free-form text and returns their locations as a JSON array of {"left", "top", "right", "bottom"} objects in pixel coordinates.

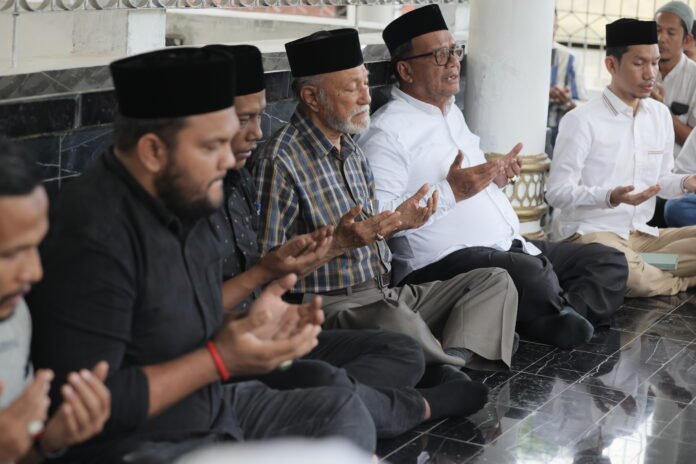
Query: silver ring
[
  {"left": 28, "top": 420, "right": 44, "bottom": 436},
  {"left": 278, "top": 360, "right": 293, "bottom": 371},
  {"left": 375, "top": 234, "right": 385, "bottom": 241},
  {"left": 509, "top": 175, "right": 519, "bottom": 184}
]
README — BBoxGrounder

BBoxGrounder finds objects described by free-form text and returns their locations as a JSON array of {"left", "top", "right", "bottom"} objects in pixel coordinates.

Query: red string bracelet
[{"left": 206, "top": 341, "right": 230, "bottom": 381}]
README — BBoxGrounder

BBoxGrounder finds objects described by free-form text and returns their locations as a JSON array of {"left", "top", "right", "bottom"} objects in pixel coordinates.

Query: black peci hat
[
  {"left": 606, "top": 19, "right": 658, "bottom": 47},
  {"left": 110, "top": 47, "right": 236, "bottom": 119},
  {"left": 383, "top": 5, "right": 449, "bottom": 55},
  {"left": 285, "top": 28, "right": 364, "bottom": 78},
  {"left": 204, "top": 44, "right": 265, "bottom": 96}
]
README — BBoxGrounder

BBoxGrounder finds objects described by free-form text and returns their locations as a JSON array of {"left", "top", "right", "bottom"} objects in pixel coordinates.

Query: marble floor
[{"left": 378, "top": 291, "right": 696, "bottom": 464}]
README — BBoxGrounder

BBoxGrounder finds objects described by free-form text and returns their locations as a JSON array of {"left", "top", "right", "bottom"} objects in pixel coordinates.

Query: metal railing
[{"left": 0, "top": 0, "right": 464, "bottom": 13}]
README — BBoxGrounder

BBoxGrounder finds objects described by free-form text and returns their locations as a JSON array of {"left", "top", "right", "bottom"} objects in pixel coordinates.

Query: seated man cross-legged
[
  {"left": 205, "top": 44, "right": 474, "bottom": 435},
  {"left": 358, "top": 6, "right": 628, "bottom": 343},
  {"left": 549, "top": 18, "right": 696, "bottom": 298},
  {"left": 254, "top": 29, "right": 516, "bottom": 410},
  {"left": 27, "top": 48, "right": 378, "bottom": 463}
]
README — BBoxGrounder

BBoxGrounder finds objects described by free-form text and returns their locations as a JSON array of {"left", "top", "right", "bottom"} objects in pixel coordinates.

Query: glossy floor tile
[{"left": 379, "top": 291, "right": 696, "bottom": 464}]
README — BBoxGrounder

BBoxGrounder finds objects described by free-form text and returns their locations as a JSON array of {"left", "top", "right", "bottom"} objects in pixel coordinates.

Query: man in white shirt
[
  {"left": 358, "top": 6, "right": 629, "bottom": 348},
  {"left": 665, "top": 128, "right": 696, "bottom": 226},
  {"left": 652, "top": 1, "right": 696, "bottom": 157},
  {"left": 549, "top": 18, "right": 696, "bottom": 298}
]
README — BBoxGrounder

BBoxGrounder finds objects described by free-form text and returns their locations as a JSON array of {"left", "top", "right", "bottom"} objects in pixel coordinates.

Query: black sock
[
  {"left": 417, "top": 365, "right": 471, "bottom": 388},
  {"left": 418, "top": 380, "right": 488, "bottom": 421},
  {"left": 521, "top": 305, "right": 594, "bottom": 349}
]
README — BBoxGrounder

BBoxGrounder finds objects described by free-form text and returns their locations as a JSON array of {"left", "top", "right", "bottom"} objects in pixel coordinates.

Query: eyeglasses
[{"left": 399, "top": 46, "right": 465, "bottom": 66}]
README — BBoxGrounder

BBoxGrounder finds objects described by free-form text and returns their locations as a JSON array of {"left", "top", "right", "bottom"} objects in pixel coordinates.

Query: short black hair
[
  {"left": 606, "top": 46, "right": 630, "bottom": 61},
  {"left": 112, "top": 113, "right": 187, "bottom": 152},
  {"left": 0, "top": 138, "right": 42, "bottom": 196},
  {"left": 692, "top": 19, "right": 696, "bottom": 36}
]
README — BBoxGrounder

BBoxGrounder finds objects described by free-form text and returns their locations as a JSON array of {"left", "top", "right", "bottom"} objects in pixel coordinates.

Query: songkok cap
[
  {"left": 605, "top": 19, "right": 658, "bottom": 47},
  {"left": 383, "top": 5, "right": 449, "bottom": 55},
  {"left": 656, "top": 1, "right": 695, "bottom": 36},
  {"left": 285, "top": 28, "right": 364, "bottom": 78},
  {"left": 110, "top": 47, "right": 236, "bottom": 119},
  {"left": 204, "top": 44, "right": 265, "bottom": 96}
]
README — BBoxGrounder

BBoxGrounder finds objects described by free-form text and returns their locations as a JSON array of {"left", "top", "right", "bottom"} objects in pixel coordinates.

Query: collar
[
  {"left": 602, "top": 87, "right": 644, "bottom": 118},
  {"left": 659, "top": 53, "right": 688, "bottom": 83},
  {"left": 103, "top": 148, "right": 183, "bottom": 235},
  {"left": 290, "top": 107, "right": 358, "bottom": 160},
  {"left": 391, "top": 86, "right": 454, "bottom": 117}
]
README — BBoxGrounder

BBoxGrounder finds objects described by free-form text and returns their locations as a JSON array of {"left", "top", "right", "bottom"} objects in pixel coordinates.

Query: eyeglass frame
[{"left": 397, "top": 45, "right": 465, "bottom": 67}]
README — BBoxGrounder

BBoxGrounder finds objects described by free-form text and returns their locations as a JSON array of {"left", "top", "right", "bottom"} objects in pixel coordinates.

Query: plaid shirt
[{"left": 254, "top": 108, "right": 391, "bottom": 293}]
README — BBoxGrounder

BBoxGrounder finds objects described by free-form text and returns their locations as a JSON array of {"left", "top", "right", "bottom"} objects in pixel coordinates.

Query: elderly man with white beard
[{"left": 253, "top": 28, "right": 520, "bottom": 420}]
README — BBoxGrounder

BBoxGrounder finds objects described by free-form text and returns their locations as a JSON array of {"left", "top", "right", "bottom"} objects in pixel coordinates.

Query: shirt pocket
[{"left": 640, "top": 147, "right": 665, "bottom": 183}]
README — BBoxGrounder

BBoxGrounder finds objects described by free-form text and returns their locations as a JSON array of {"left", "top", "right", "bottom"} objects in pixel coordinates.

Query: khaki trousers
[
  {"left": 568, "top": 227, "right": 696, "bottom": 297},
  {"left": 306, "top": 268, "right": 518, "bottom": 368}
]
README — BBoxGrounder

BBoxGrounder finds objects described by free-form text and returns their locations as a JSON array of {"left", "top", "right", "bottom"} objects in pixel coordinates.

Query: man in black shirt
[
  {"left": 28, "top": 48, "right": 376, "bottom": 463},
  {"left": 208, "top": 44, "right": 491, "bottom": 435}
]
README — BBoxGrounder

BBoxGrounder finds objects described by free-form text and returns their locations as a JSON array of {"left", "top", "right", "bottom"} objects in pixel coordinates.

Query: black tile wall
[
  {"left": 0, "top": 98, "right": 77, "bottom": 138},
  {"left": 2, "top": 58, "right": 466, "bottom": 201},
  {"left": 81, "top": 91, "right": 118, "bottom": 127}
]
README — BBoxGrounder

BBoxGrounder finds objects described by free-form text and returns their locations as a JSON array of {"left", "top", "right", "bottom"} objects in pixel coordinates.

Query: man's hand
[
  {"left": 549, "top": 86, "right": 571, "bottom": 105},
  {"left": 256, "top": 227, "right": 334, "bottom": 280},
  {"left": 0, "top": 370, "right": 53, "bottom": 463},
  {"left": 609, "top": 185, "right": 661, "bottom": 206},
  {"left": 446, "top": 150, "right": 502, "bottom": 202},
  {"left": 683, "top": 175, "right": 696, "bottom": 193},
  {"left": 331, "top": 205, "right": 402, "bottom": 255},
  {"left": 651, "top": 83, "right": 665, "bottom": 103},
  {"left": 40, "top": 362, "right": 111, "bottom": 454},
  {"left": 214, "top": 274, "right": 322, "bottom": 377},
  {"left": 395, "top": 184, "right": 439, "bottom": 231},
  {"left": 493, "top": 143, "right": 524, "bottom": 188}
]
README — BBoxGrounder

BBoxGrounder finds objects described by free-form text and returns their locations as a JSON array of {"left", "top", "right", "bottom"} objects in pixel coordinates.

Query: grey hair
[
  {"left": 390, "top": 39, "right": 414, "bottom": 84},
  {"left": 291, "top": 75, "right": 324, "bottom": 103}
]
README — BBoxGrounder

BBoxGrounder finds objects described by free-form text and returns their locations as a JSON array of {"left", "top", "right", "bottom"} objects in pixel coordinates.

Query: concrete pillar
[{"left": 464, "top": 0, "right": 554, "bottom": 238}]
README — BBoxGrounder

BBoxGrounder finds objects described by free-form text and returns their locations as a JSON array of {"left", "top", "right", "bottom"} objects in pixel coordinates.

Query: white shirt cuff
[{"left": 436, "top": 179, "right": 457, "bottom": 211}]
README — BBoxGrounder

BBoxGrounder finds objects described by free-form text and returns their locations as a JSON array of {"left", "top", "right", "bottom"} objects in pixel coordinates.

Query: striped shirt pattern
[{"left": 254, "top": 108, "right": 391, "bottom": 293}]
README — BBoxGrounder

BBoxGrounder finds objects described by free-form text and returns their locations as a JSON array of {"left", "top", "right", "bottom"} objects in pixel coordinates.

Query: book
[{"left": 638, "top": 252, "right": 679, "bottom": 271}]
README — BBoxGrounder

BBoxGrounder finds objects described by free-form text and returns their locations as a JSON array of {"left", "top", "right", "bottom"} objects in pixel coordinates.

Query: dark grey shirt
[{"left": 212, "top": 168, "right": 261, "bottom": 313}]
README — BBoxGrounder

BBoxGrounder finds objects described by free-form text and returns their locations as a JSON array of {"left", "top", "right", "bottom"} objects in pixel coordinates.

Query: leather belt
[{"left": 285, "top": 272, "right": 391, "bottom": 302}]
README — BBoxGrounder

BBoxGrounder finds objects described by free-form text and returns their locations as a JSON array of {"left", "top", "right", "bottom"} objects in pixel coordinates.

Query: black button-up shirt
[
  {"left": 28, "top": 150, "right": 241, "bottom": 462},
  {"left": 210, "top": 168, "right": 261, "bottom": 313}
]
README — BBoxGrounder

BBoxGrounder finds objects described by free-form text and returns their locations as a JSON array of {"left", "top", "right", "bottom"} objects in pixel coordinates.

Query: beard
[
  {"left": 155, "top": 158, "right": 221, "bottom": 223},
  {"left": 319, "top": 90, "right": 371, "bottom": 135}
]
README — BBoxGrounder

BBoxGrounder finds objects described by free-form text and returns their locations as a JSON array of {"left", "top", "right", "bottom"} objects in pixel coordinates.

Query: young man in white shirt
[
  {"left": 358, "top": 6, "right": 629, "bottom": 348},
  {"left": 665, "top": 128, "right": 696, "bottom": 226},
  {"left": 652, "top": 1, "right": 696, "bottom": 157},
  {"left": 549, "top": 18, "right": 696, "bottom": 298}
]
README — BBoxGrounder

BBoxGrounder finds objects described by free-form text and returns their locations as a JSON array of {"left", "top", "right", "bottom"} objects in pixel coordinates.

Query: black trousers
[
  {"left": 252, "top": 330, "right": 426, "bottom": 439},
  {"left": 400, "top": 240, "right": 628, "bottom": 329}
]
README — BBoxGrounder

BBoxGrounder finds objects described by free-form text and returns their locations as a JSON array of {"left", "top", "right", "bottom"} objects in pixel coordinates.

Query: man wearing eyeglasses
[{"left": 358, "top": 5, "right": 629, "bottom": 346}]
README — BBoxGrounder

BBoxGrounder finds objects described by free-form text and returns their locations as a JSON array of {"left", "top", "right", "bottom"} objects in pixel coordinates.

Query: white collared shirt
[
  {"left": 656, "top": 53, "right": 696, "bottom": 156},
  {"left": 675, "top": 126, "right": 696, "bottom": 174},
  {"left": 357, "top": 86, "right": 539, "bottom": 283},
  {"left": 548, "top": 87, "right": 686, "bottom": 240}
]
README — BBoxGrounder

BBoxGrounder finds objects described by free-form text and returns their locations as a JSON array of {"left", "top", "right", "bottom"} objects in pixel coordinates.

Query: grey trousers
[
  {"left": 118, "top": 381, "right": 376, "bottom": 464},
  {"left": 308, "top": 268, "right": 518, "bottom": 368}
]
